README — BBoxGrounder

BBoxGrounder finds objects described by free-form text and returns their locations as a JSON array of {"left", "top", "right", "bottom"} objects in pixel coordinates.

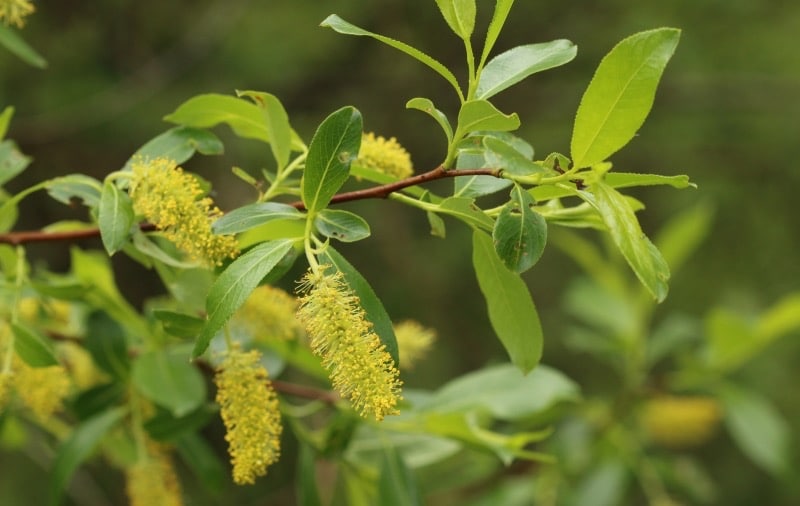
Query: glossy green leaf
[
  {"left": 298, "top": 443, "right": 323, "bottom": 506},
  {"left": 0, "top": 140, "right": 31, "bottom": 187},
  {"left": 479, "top": 0, "right": 516, "bottom": 67},
  {"left": 98, "top": 181, "right": 134, "bottom": 255},
  {"left": 321, "top": 15, "right": 464, "bottom": 100},
  {"left": 10, "top": 322, "right": 58, "bottom": 367},
  {"left": 238, "top": 90, "right": 293, "bottom": 169},
  {"left": 483, "top": 137, "right": 545, "bottom": 177},
  {"left": 472, "top": 230, "right": 543, "bottom": 373},
  {"left": 123, "top": 127, "right": 223, "bottom": 170},
  {"left": 571, "top": 28, "right": 680, "bottom": 168},
  {"left": 493, "top": 185, "right": 547, "bottom": 273},
  {"left": 436, "top": 197, "right": 494, "bottom": 231},
  {"left": 314, "top": 209, "right": 371, "bottom": 243},
  {"left": 302, "top": 106, "right": 362, "bottom": 213},
  {"left": 604, "top": 172, "right": 693, "bottom": 190},
  {"left": 721, "top": 386, "right": 790, "bottom": 475},
  {"left": 0, "top": 24, "right": 47, "bottom": 68},
  {"left": 378, "top": 445, "right": 423, "bottom": 506},
  {"left": 318, "top": 247, "right": 399, "bottom": 366},
  {"left": 49, "top": 408, "right": 126, "bottom": 506},
  {"left": 477, "top": 40, "right": 577, "bottom": 99},
  {"left": 406, "top": 97, "right": 453, "bottom": 145},
  {"left": 581, "top": 181, "right": 670, "bottom": 301},
  {"left": 457, "top": 100, "right": 520, "bottom": 135},
  {"left": 212, "top": 202, "right": 303, "bottom": 235},
  {"left": 46, "top": 174, "right": 103, "bottom": 207},
  {"left": 434, "top": 0, "right": 476, "bottom": 40},
  {"left": 193, "top": 239, "right": 294, "bottom": 357},
  {"left": 132, "top": 349, "right": 206, "bottom": 417},
  {"left": 454, "top": 147, "right": 510, "bottom": 198}
]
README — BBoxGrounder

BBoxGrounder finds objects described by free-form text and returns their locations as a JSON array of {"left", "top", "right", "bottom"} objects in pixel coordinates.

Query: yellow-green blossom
[
  {"left": 125, "top": 443, "right": 184, "bottom": 506},
  {"left": 0, "top": 371, "right": 10, "bottom": 413},
  {"left": 0, "top": 0, "right": 34, "bottom": 28},
  {"left": 232, "top": 285, "right": 304, "bottom": 342},
  {"left": 393, "top": 320, "right": 436, "bottom": 369},
  {"left": 12, "top": 357, "right": 71, "bottom": 420},
  {"left": 640, "top": 395, "right": 722, "bottom": 449},
  {"left": 128, "top": 157, "right": 239, "bottom": 267},
  {"left": 296, "top": 268, "right": 402, "bottom": 421},
  {"left": 215, "top": 346, "right": 282, "bottom": 485},
  {"left": 59, "top": 341, "right": 107, "bottom": 389},
  {"left": 356, "top": 132, "right": 413, "bottom": 179}
]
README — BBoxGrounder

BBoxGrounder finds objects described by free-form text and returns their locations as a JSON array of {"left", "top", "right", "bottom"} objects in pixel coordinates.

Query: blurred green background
[{"left": 1, "top": 1, "right": 798, "bottom": 504}]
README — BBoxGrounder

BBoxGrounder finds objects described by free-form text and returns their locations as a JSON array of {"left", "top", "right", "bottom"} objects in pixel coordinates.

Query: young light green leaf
[
  {"left": 123, "top": 127, "right": 224, "bottom": 170},
  {"left": 302, "top": 106, "right": 362, "bottom": 213},
  {"left": 477, "top": 40, "right": 577, "bottom": 99},
  {"left": 378, "top": 445, "right": 423, "bottom": 506},
  {"left": 0, "top": 106, "right": 13, "bottom": 139},
  {"left": 321, "top": 15, "right": 464, "bottom": 100},
  {"left": 49, "top": 408, "right": 126, "bottom": 506},
  {"left": 457, "top": 99, "right": 520, "bottom": 135},
  {"left": 314, "top": 209, "right": 371, "bottom": 243},
  {"left": 11, "top": 322, "right": 59, "bottom": 367},
  {"left": 318, "top": 247, "right": 399, "bottom": 366},
  {"left": 46, "top": 174, "right": 103, "bottom": 207},
  {"left": 454, "top": 148, "right": 511, "bottom": 198},
  {"left": 0, "top": 25, "right": 47, "bottom": 68},
  {"left": 483, "top": 137, "right": 545, "bottom": 177},
  {"left": 434, "top": 0, "right": 476, "bottom": 40},
  {"left": 193, "top": 239, "right": 295, "bottom": 357},
  {"left": 492, "top": 185, "right": 547, "bottom": 273},
  {"left": 604, "top": 172, "right": 694, "bottom": 190},
  {"left": 132, "top": 349, "right": 207, "bottom": 417},
  {"left": 472, "top": 230, "right": 543, "bottom": 373},
  {"left": 98, "top": 180, "right": 134, "bottom": 255},
  {"left": 212, "top": 202, "right": 303, "bottom": 235},
  {"left": 436, "top": 197, "right": 494, "bottom": 231},
  {"left": 406, "top": 97, "right": 453, "bottom": 145},
  {"left": 580, "top": 181, "right": 670, "bottom": 301},
  {"left": 479, "top": 0, "right": 516, "bottom": 67},
  {"left": 0, "top": 139, "right": 32, "bottom": 186},
  {"left": 571, "top": 28, "right": 681, "bottom": 169},
  {"left": 238, "top": 90, "right": 293, "bottom": 169},
  {"left": 757, "top": 292, "right": 800, "bottom": 343},
  {"left": 152, "top": 310, "right": 206, "bottom": 339}
]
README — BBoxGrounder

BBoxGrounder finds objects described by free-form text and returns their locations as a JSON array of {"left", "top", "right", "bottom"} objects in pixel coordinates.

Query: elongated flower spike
[
  {"left": 0, "top": 0, "right": 35, "bottom": 28},
  {"left": 215, "top": 345, "right": 282, "bottom": 485},
  {"left": 356, "top": 132, "right": 414, "bottom": 179},
  {"left": 296, "top": 267, "right": 402, "bottom": 421},
  {"left": 128, "top": 157, "right": 239, "bottom": 267},
  {"left": 125, "top": 442, "right": 184, "bottom": 506}
]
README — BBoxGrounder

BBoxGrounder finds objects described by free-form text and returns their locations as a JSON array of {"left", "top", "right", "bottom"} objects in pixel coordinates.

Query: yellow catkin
[
  {"left": 125, "top": 443, "right": 184, "bottom": 506},
  {"left": 232, "top": 285, "right": 304, "bottom": 342},
  {"left": 356, "top": 132, "right": 414, "bottom": 179},
  {"left": 12, "top": 357, "right": 71, "bottom": 420},
  {"left": 215, "top": 346, "right": 282, "bottom": 485},
  {"left": 58, "top": 341, "right": 107, "bottom": 389},
  {"left": 296, "top": 268, "right": 402, "bottom": 421},
  {"left": 640, "top": 395, "right": 722, "bottom": 449},
  {"left": 0, "top": 0, "right": 35, "bottom": 28},
  {"left": 128, "top": 157, "right": 239, "bottom": 267},
  {"left": 393, "top": 320, "right": 436, "bottom": 369}
]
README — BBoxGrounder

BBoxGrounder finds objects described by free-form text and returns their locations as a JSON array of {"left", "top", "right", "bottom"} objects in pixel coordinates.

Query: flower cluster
[
  {"left": 125, "top": 442, "right": 184, "bottom": 506},
  {"left": 296, "top": 268, "right": 402, "bottom": 421},
  {"left": 393, "top": 320, "right": 436, "bottom": 369},
  {"left": 231, "top": 285, "right": 304, "bottom": 342},
  {"left": 128, "top": 157, "right": 239, "bottom": 267},
  {"left": 639, "top": 395, "right": 722, "bottom": 448},
  {"left": 0, "top": 0, "right": 34, "bottom": 28},
  {"left": 215, "top": 346, "right": 282, "bottom": 485},
  {"left": 356, "top": 132, "right": 414, "bottom": 179}
]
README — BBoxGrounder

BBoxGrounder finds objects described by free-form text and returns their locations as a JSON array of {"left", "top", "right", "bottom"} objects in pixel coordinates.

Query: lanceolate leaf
[
  {"left": 314, "top": 209, "right": 371, "bottom": 243},
  {"left": 238, "top": 90, "right": 293, "bottom": 169},
  {"left": 0, "top": 24, "right": 47, "bottom": 68},
  {"left": 492, "top": 185, "right": 547, "bottom": 273},
  {"left": 436, "top": 197, "right": 494, "bottom": 231},
  {"left": 457, "top": 100, "right": 520, "bottom": 135},
  {"left": 212, "top": 202, "right": 303, "bottom": 235},
  {"left": 480, "top": 0, "right": 516, "bottom": 67},
  {"left": 302, "top": 107, "right": 362, "bottom": 214},
  {"left": 98, "top": 181, "right": 134, "bottom": 255},
  {"left": 193, "top": 239, "right": 295, "bottom": 357},
  {"left": 377, "top": 445, "right": 423, "bottom": 506},
  {"left": 123, "top": 127, "right": 224, "bottom": 170},
  {"left": 321, "top": 15, "right": 464, "bottom": 100},
  {"left": 434, "top": 0, "right": 476, "bottom": 40},
  {"left": 571, "top": 28, "right": 680, "bottom": 169},
  {"left": 11, "top": 322, "right": 59, "bottom": 367},
  {"left": 318, "top": 248, "right": 399, "bottom": 366},
  {"left": 477, "top": 40, "right": 577, "bottom": 99},
  {"left": 132, "top": 349, "right": 207, "bottom": 417},
  {"left": 472, "top": 230, "right": 543, "bottom": 373},
  {"left": 406, "top": 97, "right": 453, "bottom": 145}
]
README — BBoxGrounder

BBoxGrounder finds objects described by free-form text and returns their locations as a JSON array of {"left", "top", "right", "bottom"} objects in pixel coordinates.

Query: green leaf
[
  {"left": 456, "top": 100, "right": 520, "bottom": 135},
  {"left": 321, "top": 15, "right": 464, "bottom": 100},
  {"left": 436, "top": 197, "right": 494, "bottom": 231},
  {"left": 152, "top": 310, "right": 205, "bottom": 339},
  {"left": 720, "top": 386, "right": 790, "bottom": 475},
  {"left": 434, "top": 0, "right": 476, "bottom": 40},
  {"left": 604, "top": 172, "right": 694, "bottom": 190},
  {"left": 302, "top": 106, "right": 362, "bottom": 213},
  {"left": 46, "top": 174, "right": 103, "bottom": 207},
  {"left": 212, "top": 202, "right": 303, "bottom": 235},
  {"left": 10, "top": 322, "right": 58, "bottom": 367},
  {"left": 571, "top": 28, "right": 681, "bottom": 168},
  {"left": 492, "top": 185, "right": 547, "bottom": 273},
  {"left": 477, "top": 40, "right": 577, "bottom": 99},
  {"left": 298, "top": 443, "right": 323, "bottom": 506},
  {"left": 406, "top": 97, "right": 453, "bottom": 145},
  {"left": 757, "top": 292, "right": 800, "bottom": 343},
  {"left": 0, "top": 25, "right": 47, "bottom": 68},
  {"left": 580, "top": 181, "right": 670, "bottom": 301},
  {"left": 193, "top": 239, "right": 295, "bottom": 357},
  {"left": 654, "top": 202, "right": 713, "bottom": 275},
  {"left": 132, "top": 349, "right": 206, "bottom": 417},
  {"left": 49, "top": 408, "right": 126, "bottom": 506},
  {"left": 314, "top": 209, "right": 371, "bottom": 243},
  {"left": 238, "top": 91, "right": 293, "bottom": 169},
  {"left": 123, "top": 127, "right": 224, "bottom": 170},
  {"left": 0, "top": 106, "right": 12, "bottom": 140},
  {"left": 84, "top": 311, "right": 131, "bottom": 379},
  {"left": 175, "top": 433, "right": 226, "bottom": 495},
  {"left": 472, "top": 231, "right": 543, "bottom": 373},
  {"left": 0, "top": 140, "right": 32, "bottom": 186},
  {"left": 483, "top": 137, "right": 545, "bottom": 177},
  {"left": 144, "top": 404, "right": 216, "bottom": 442},
  {"left": 378, "top": 445, "right": 423, "bottom": 506},
  {"left": 98, "top": 181, "right": 134, "bottom": 255},
  {"left": 318, "top": 247, "right": 399, "bottom": 366},
  {"left": 70, "top": 382, "right": 126, "bottom": 421},
  {"left": 479, "top": 0, "right": 516, "bottom": 67}
]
